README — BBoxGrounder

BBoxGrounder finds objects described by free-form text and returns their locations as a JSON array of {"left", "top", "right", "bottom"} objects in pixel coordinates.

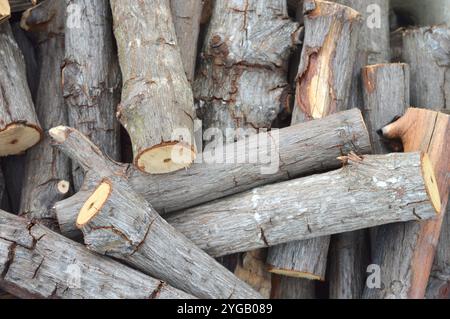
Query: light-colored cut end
[
  {"left": 267, "top": 267, "right": 324, "bottom": 281},
  {"left": 135, "top": 142, "right": 196, "bottom": 174},
  {"left": 49, "top": 126, "right": 69, "bottom": 143},
  {"left": 77, "top": 181, "right": 111, "bottom": 228},
  {"left": 421, "top": 153, "right": 442, "bottom": 215},
  {"left": 0, "top": 123, "right": 42, "bottom": 156},
  {"left": 57, "top": 180, "right": 70, "bottom": 195},
  {"left": 0, "top": 0, "right": 11, "bottom": 22}
]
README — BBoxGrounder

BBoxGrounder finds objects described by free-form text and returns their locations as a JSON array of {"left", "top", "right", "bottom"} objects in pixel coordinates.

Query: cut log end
[
  {"left": 135, "top": 143, "right": 196, "bottom": 174},
  {"left": 0, "top": 123, "right": 42, "bottom": 156},
  {"left": 421, "top": 153, "right": 442, "bottom": 215},
  {"left": 57, "top": 180, "right": 70, "bottom": 195},
  {"left": 77, "top": 181, "right": 111, "bottom": 228},
  {"left": 268, "top": 267, "right": 323, "bottom": 281}
]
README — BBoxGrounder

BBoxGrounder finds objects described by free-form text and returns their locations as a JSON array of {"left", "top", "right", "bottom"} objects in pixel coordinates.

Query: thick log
[
  {"left": 54, "top": 109, "right": 372, "bottom": 238},
  {"left": 63, "top": 0, "right": 121, "bottom": 191},
  {"left": 0, "top": 22, "right": 42, "bottom": 156},
  {"left": 0, "top": 0, "right": 9, "bottom": 23},
  {"left": 194, "top": 0, "right": 300, "bottom": 141},
  {"left": 111, "top": 0, "right": 196, "bottom": 174},
  {"left": 401, "top": 26, "right": 450, "bottom": 110},
  {"left": 166, "top": 152, "right": 440, "bottom": 257},
  {"left": 170, "top": 0, "right": 203, "bottom": 83},
  {"left": 19, "top": 0, "right": 70, "bottom": 230},
  {"left": 50, "top": 126, "right": 260, "bottom": 299},
  {"left": 363, "top": 108, "right": 450, "bottom": 299},
  {"left": 268, "top": 0, "right": 362, "bottom": 282},
  {"left": 0, "top": 209, "right": 193, "bottom": 299},
  {"left": 271, "top": 275, "right": 316, "bottom": 299},
  {"left": 9, "top": 0, "right": 38, "bottom": 12}
]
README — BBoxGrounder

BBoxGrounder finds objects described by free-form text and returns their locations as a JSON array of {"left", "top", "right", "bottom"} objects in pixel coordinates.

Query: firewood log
[
  {"left": 267, "top": 0, "right": 362, "bottom": 283},
  {"left": 110, "top": 0, "right": 196, "bottom": 174},
  {"left": 63, "top": 0, "right": 121, "bottom": 191},
  {"left": 170, "top": 0, "right": 203, "bottom": 83},
  {"left": 271, "top": 275, "right": 316, "bottom": 299},
  {"left": 363, "top": 108, "right": 450, "bottom": 299},
  {"left": 19, "top": 0, "right": 70, "bottom": 230},
  {"left": 0, "top": 22, "right": 42, "bottom": 156},
  {"left": 0, "top": 0, "right": 10, "bottom": 23},
  {"left": 0, "top": 209, "right": 193, "bottom": 299},
  {"left": 54, "top": 109, "right": 372, "bottom": 239},
  {"left": 50, "top": 128, "right": 261, "bottom": 300}
]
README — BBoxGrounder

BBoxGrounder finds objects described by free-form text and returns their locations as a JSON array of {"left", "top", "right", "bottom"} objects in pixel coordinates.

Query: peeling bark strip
[
  {"left": 292, "top": 0, "right": 361, "bottom": 123},
  {"left": 401, "top": 26, "right": 450, "bottom": 110},
  {"left": 0, "top": 0, "right": 10, "bottom": 23},
  {"left": 0, "top": 22, "right": 42, "bottom": 156},
  {"left": 50, "top": 128, "right": 259, "bottom": 300},
  {"left": 166, "top": 152, "right": 440, "bottom": 257},
  {"left": 0, "top": 210, "right": 193, "bottom": 299},
  {"left": 268, "top": 0, "right": 362, "bottom": 281},
  {"left": 19, "top": 0, "right": 71, "bottom": 230},
  {"left": 363, "top": 108, "right": 450, "bottom": 299},
  {"left": 194, "top": 0, "right": 300, "bottom": 141},
  {"left": 63, "top": 0, "right": 121, "bottom": 191},
  {"left": 170, "top": 0, "right": 203, "bottom": 83},
  {"left": 110, "top": 0, "right": 195, "bottom": 174},
  {"left": 9, "top": 0, "right": 38, "bottom": 12},
  {"left": 53, "top": 109, "right": 372, "bottom": 239}
]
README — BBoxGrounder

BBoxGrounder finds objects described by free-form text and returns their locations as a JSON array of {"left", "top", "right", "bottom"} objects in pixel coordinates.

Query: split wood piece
[
  {"left": 194, "top": 0, "right": 300, "bottom": 141},
  {"left": 9, "top": 0, "right": 37, "bottom": 12},
  {"left": 54, "top": 109, "right": 372, "bottom": 239},
  {"left": 0, "top": 22, "right": 42, "bottom": 156},
  {"left": 363, "top": 108, "right": 450, "bottom": 299},
  {"left": 331, "top": 0, "right": 390, "bottom": 109},
  {"left": 0, "top": 209, "right": 193, "bottom": 299},
  {"left": 170, "top": 0, "right": 203, "bottom": 83},
  {"left": 111, "top": 0, "right": 195, "bottom": 174},
  {"left": 271, "top": 275, "right": 316, "bottom": 299},
  {"left": 166, "top": 152, "right": 440, "bottom": 257},
  {"left": 268, "top": 0, "right": 362, "bottom": 282},
  {"left": 63, "top": 0, "right": 121, "bottom": 191},
  {"left": 400, "top": 26, "right": 450, "bottom": 110},
  {"left": 0, "top": 0, "right": 9, "bottom": 23},
  {"left": 19, "top": 0, "right": 71, "bottom": 230},
  {"left": 50, "top": 128, "right": 260, "bottom": 299}
]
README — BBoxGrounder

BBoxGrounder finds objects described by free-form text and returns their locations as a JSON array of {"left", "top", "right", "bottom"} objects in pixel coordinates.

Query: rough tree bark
[
  {"left": 363, "top": 108, "right": 450, "bottom": 299},
  {"left": 54, "top": 109, "right": 372, "bottom": 239},
  {"left": 63, "top": 0, "right": 121, "bottom": 191},
  {"left": 111, "top": 0, "right": 196, "bottom": 174},
  {"left": 50, "top": 126, "right": 261, "bottom": 300},
  {"left": 401, "top": 26, "right": 449, "bottom": 110},
  {"left": 0, "top": 0, "right": 9, "bottom": 23},
  {"left": 0, "top": 22, "right": 42, "bottom": 157},
  {"left": 268, "top": 0, "right": 362, "bottom": 283},
  {"left": 0, "top": 209, "right": 193, "bottom": 299},
  {"left": 166, "top": 152, "right": 440, "bottom": 257},
  {"left": 19, "top": 0, "right": 71, "bottom": 230},
  {"left": 328, "top": 63, "right": 410, "bottom": 299},
  {"left": 170, "top": 0, "right": 203, "bottom": 83}
]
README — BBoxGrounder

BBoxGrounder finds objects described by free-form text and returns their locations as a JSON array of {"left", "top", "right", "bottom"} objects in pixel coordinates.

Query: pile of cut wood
[{"left": 0, "top": 0, "right": 449, "bottom": 299}]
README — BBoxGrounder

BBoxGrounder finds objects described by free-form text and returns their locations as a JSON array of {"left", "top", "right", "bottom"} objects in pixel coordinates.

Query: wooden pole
[
  {"left": 63, "top": 0, "right": 121, "bottom": 191},
  {"left": 0, "top": 209, "right": 194, "bottom": 299},
  {"left": 110, "top": 0, "right": 196, "bottom": 174},
  {"left": 53, "top": 109, "right": 372, "bottom": 239}
]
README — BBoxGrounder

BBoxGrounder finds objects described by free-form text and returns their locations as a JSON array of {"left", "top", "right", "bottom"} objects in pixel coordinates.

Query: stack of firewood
[{"left": 0, "top": 0, "right": 448, "bottom": 299}]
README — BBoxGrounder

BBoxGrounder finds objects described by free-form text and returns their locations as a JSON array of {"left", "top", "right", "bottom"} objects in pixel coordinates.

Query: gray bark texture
[
  {"left": 110, "top": 0, "right": 196, "bottom": 174},
  {"left": 268, "top": 0, "right": 362, "bottom": 281},
  {"left": 19, "top": 0, "right": 71, "bottom": 230},
  {"left": 194, "top": 0, "right": 300, "bottom": 142},
  {"left": 54, "top": 109, "right": 372, "bottom": 239},
  {"left": 401, "top": 26, "right": 450, "bottom": 110},
  {"left": 50, "top": 128, "right": 261, "bottom": 300},
  {"left": 0, "top": 22, "right": 42, "bottom": 157},
  {"left": 0, "top": 209, "right": 193, "bottom": 299},
  {"left": 170, "top": 0, "right": 203, "bottom": 82},
  {"left": 166, "top": 152, "right": 438, "bottom": 257},
  {"left": 63, "top": 0, "right": 121, "bottom": 191},
  {"left": 363, "top": 108, "right": 449, "bottom": 299}
]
